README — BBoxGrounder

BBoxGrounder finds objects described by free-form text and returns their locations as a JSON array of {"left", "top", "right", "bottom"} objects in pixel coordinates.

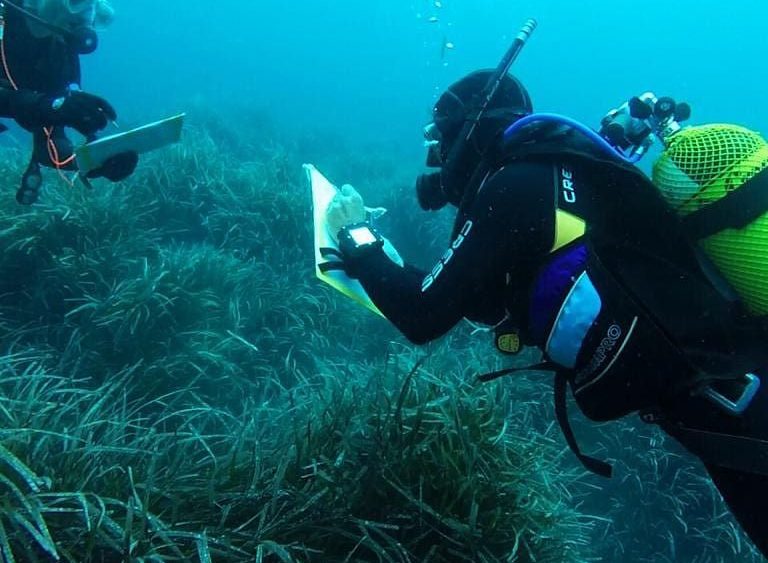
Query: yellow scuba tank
[{"left": 652, "top": 124, "right": 768, "bottom": 315}]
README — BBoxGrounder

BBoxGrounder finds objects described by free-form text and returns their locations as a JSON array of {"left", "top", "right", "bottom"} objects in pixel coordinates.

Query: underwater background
[
  {"left": 0, "top": 0, "right": 766, "bottom": 561},
  {"left": 89, "top": 0, "right": 768, "bottom": 166}
]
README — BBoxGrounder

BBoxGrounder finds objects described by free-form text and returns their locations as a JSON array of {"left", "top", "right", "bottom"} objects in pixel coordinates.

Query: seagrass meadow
[{"left": 0, "top": 110, "right": 762, "bottom": 562}]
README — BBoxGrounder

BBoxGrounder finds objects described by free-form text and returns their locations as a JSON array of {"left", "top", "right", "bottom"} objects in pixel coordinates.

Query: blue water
[{"left": 87, "top": 0, "right": 768, "bottom": 167}]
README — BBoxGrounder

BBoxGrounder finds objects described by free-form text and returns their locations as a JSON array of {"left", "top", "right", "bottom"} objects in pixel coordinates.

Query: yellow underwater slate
[
  {"left": 75, "top": 113, "right": 185, "bottom": 176},
  {"left": 305, "top": 164, "right": 403, "bottom": 317}
]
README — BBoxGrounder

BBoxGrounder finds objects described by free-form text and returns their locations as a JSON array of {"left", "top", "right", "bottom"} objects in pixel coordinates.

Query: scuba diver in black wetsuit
[
  {"left": 0, "top": 0, "right": 137, "bottom": 204},
  {"left": 320, "top": 20, "right": 768, "bottom": 559}
]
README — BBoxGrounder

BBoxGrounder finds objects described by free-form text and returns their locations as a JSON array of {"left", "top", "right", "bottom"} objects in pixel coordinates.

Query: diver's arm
[
  {"left": 0, "top": 85, "right": 38, "bottom": 119},
  {"left": 350, "top": 251, "right": 458, "bottom": 344},
  {"left": 347, "top": 259, "right": 437, "bottom": 343},
  {"left": 0, "top": 85, "right": 115, "bottom": 136},
  {"left": 350, "top": 162, "right": 553, "bottom": 344},
  {"left": 0, "top": 86, "right": 61, "bottom": 124}
]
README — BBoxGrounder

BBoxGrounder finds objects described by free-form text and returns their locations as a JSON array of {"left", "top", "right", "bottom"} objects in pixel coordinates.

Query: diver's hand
[
  {"left": 49, "top": 91, "right": 117, "bottom": 136},
  {"left": 319, "top": 222, "right": 385, "bottom": 279},
  {"left": 326, "top": 184, "right": 366, "bottom": 242},
  {"left": 11, "top": 89, "right": 116, "bottom": 136},
  {"left": 86, "top": 151, "right": 138, "bottom": 182}
]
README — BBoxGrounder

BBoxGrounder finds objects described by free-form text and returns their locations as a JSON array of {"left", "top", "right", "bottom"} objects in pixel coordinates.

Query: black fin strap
[
  {"left": 318, "top": 261, "right": 347, "bottom": 274},
  {"left": 477, "top": 361, "right": 556, "bottom": 383},
  {"left": 554, "top": 373, "right": 613, "bottom": 478}
]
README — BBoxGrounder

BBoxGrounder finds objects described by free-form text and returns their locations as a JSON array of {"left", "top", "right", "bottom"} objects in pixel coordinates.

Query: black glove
[
  {"left": 11, "top": 89, "right": 116, "bottom": 137},
  {"left": 86, "top": 151, "right": 138, "bottom": 182}
]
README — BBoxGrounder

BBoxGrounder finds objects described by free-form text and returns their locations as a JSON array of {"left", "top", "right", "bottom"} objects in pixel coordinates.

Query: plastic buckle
[{"left": 701, "top": 373, "right": 761, "bottom": 416}]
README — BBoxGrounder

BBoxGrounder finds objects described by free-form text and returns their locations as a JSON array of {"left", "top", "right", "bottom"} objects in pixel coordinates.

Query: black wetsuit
[
  {"left": 349, "top": 151, "right": 768, "bottom": 558},
  {"left": 0, "top": 6, "right": 80, "bottom": 165}
]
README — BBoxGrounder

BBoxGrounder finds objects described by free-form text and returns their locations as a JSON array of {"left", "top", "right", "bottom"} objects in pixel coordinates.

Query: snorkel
[
  {"left": 447, "top": 18, "right": 538, "bottom": 175},
  {"left": 0, "top": 0, "right": 98, "bottom": 54},
  {"left": 417, "top": 18, "right": 538, "bottom": 210}
]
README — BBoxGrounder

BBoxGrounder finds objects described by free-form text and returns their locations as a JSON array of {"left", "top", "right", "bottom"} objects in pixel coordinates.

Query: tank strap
[
  {"left": 683, "top": 167, "right": 768, "bottom": 239},
  {"left": 554, "top": 372, "right": 613, "bottom": 478}
]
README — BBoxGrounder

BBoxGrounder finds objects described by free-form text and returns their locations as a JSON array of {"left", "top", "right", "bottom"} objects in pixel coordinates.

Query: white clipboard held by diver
[
  {"left": 74, "top": 113, "right": 185, "bottom": 179},
  {"left": 305, "top": 163, "right": 403, "bottom": 317}
]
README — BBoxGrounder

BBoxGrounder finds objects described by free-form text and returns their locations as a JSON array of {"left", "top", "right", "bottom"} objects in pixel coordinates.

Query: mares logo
[
  {"left": 575, "top": 323, "right": 623, "bottom": 386},
  {"left": 561, "top": 165, "right": 576, "bottom": 204}
]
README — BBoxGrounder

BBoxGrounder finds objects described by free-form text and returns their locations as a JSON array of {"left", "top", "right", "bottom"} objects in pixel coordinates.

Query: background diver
[
  {"left": 319, "top": 22, "right": 768, "bottom": 559},
  {"left": 0, "top": 0, "right": 137, "bottom": 204}
]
